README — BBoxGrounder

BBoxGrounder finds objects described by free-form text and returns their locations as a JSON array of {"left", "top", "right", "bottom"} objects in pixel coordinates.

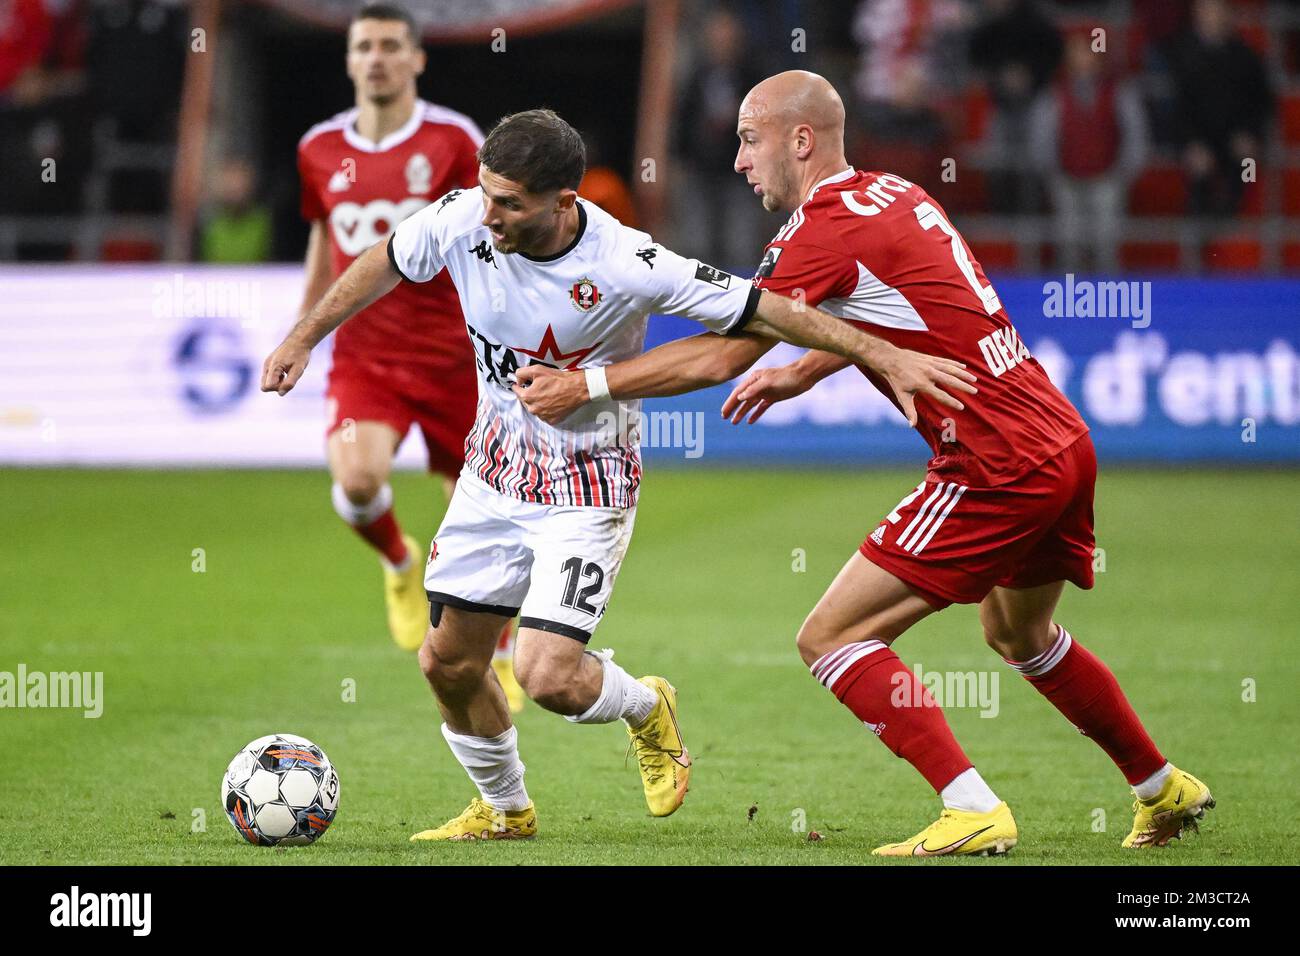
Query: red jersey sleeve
[
  {"left": 452, "top": 127, "right": 482, "bottom": 189},
  {"left": 297, "top": 143, "right": 326, "bottom": 222},
  {"left": 752, "top": 238, "right": 857, "bottom": 309}
]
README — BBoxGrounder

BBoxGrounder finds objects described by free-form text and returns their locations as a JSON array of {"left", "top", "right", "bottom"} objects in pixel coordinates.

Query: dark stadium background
[{"left": 1, "top": 0, "right": 1297, "bottom": 874}]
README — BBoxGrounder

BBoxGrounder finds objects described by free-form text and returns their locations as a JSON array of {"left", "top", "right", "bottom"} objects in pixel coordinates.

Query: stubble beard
[{"left": 761, "top": 163, "right": 796, "bottom": 214}]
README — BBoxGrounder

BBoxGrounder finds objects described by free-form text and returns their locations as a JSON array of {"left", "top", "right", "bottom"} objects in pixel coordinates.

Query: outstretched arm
[
  {"left": 513, "top": 331, "right": 776, "bottom": 423},
  {"left": 516, "top": 290, "right": 977, "bottom": 427},
  {"left": 720, "top": 349, "right": 851, "bottom": 424},
  {"left": 261, "top": 239, "right": 401, "bottom": 396},
  {"left": 743, "top": 291, "right": 977, "bottom": 425}
]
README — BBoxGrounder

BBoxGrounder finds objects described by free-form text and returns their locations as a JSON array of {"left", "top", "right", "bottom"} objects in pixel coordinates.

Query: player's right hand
[
  {"left": 721, "top": 364, "right": 810, "bottom": 424},
  {"left": 881, "top": 348, "right": 978, "bottom": 427},
  {"left": 261, "top": 339, "right": 311, "bottom": 396}
]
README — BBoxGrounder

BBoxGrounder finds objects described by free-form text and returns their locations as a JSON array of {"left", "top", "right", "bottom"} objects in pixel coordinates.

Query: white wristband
[{"left": 584, "top": 366, "right": 611, "bottom": 402}]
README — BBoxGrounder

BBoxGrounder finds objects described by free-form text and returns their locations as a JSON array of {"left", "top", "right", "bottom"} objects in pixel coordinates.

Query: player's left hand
[
  {"left": 881, "top": 348, "right": 978, "bottom": 426},
  {"left": 513, "top": 364, "right": 588, "bottom": 424},
  {"left": 261, "top": 339, "right": 312, "bottom": 396}
]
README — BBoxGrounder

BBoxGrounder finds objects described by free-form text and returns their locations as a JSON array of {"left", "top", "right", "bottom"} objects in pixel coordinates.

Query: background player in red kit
[
  {"left": 514, "top": 71, "right": 1214, "bottom": 854},
  {"left": 296, "top": 4, "right": 521, "bottom": 705}
]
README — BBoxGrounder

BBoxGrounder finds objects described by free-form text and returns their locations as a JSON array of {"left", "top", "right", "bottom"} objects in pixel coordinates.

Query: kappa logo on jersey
[
  {"left": 428, "top": 541, "right": 438, "bottom": 564},
  {"left": 468, "top": 239, "right": 497, "bottom": 269},
  {"left": 570, "top": 277, "right": 602, "bottom": 312},
  {"left": 465, "top": 321, "right": 601, "bottom": 389},
  {"left": 635, "top": 246, "right": 657, "bottom": 269},
  {"left": 330, "top": 197, "right": 427, "bottom": 256},
  {"left": 755, "top": 245, "right": 783, "bottom": 280},
  {"left": 694, "top": 263, "right": 733, "bottom": 288},
  {"left": 405, "top": 152, "right": 432, "bottom": 195},
  {"left": 437, "top": 189, "right": 462, "bottom": 212}
]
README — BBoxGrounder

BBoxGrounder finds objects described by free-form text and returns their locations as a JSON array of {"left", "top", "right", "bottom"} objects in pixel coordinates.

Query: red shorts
[
  {"left": 860, "top": 433, "right": 1097, "bottom": 609},
  {"left": 325, "top": 358, "right": 477, "bottom": 479}
]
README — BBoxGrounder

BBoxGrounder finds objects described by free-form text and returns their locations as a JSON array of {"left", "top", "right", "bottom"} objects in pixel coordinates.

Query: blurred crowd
[
  {"left": 1, "top": 0, "right": 1295, "bottom": 272},
  {"left": 670, "top": 0, "right": 1286, "bottom": 271}
]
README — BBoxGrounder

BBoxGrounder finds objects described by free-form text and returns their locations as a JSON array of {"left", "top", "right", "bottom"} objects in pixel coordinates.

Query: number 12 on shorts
[{"left": 560, "top": 556, "right": 606, "bottom": 617}]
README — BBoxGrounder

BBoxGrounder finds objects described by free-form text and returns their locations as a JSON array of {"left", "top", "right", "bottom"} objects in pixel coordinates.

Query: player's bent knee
[
  {"left": 418, "top": 638, "right": 485, "bottom": 698},
  {"left": 336, "top": 469, "right": 385, "bottom": 505},
  {"left": 982, "top": 619, "right": 1055, "bottom": 662},
  {"left": 795, "top": 614, "right": 842, "bottom": 667}
]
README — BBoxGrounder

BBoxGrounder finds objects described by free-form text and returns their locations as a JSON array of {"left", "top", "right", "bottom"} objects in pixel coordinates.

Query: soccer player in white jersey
[{"left": 262, "top": 109, "right": 972, "bottom": 840}]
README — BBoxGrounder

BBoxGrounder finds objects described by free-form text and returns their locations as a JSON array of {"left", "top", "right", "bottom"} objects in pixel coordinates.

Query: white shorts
[{"left": 423, "top": 472, "right": 637, "bottom": 643}]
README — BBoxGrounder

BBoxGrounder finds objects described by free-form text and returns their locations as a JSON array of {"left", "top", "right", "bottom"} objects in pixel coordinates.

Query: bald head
[
  {"left": 741, "top": 71, "right": 844, "bottom": 150},
  {"left": 734, "top": 71, "right": 848, "bottom": 213}
]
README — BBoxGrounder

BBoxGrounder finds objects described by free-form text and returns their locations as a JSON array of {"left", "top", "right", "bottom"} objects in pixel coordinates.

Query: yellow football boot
[
  {"left": 409, "top": 797, "right": 536, "bottom": 842},
  {"left": 872, "top": 801, "right": 1018, "bottom": 857},
  {"left": 383, "top": 534, "right": 429, "bottom": 652},
  {"left": 492, "top": 656, "right": 526, "bottom": 714},
  {"left": 626, "top": 676, "right": 690, "bottom": 817},
  {"left": 1122, "top": 766, "right": 1214, "bottom": 848}
]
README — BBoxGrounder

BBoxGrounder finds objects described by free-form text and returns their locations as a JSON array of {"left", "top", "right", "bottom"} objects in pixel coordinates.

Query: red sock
[
  {"left": 354, "top": 509, "right": 408, "bottom": 567},
  {"left": 811, "top": 641, "right": 973, "bottom": 793},
  {"left": 495, "top": 621, "right": 515, "bottom": 657},
  {"left": 1009, "top": 625, "right": 1165, "bottom": 785},
  {"left": 332, "top": 482, "right": 409, "bottom": 567}
]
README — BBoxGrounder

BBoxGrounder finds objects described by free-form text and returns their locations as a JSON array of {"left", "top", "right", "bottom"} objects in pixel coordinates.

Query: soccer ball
[{"left": 221, "top": 733, "right": 340, "bottom": 846}]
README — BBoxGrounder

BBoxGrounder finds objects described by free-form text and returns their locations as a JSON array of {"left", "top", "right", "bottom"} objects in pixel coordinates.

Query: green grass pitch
[{"left": 0, "top": 465, "right": 1295, "bottom": 865}]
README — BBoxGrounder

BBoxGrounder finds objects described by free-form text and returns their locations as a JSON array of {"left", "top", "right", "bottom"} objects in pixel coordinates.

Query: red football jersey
[
  {"left": 298, "top": 99, "right": 482, "bottom": 370},
  {"left": 753, "top": 167, "right": 1088, "bottom": 487}
]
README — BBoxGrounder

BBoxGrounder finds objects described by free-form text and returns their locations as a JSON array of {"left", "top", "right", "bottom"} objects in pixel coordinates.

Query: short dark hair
[
  {"left": 351, "top": 3, "right": 419, "bottom": 43},
  {"left": 478, "top": 109, "right": 587, "bottom": 194}
]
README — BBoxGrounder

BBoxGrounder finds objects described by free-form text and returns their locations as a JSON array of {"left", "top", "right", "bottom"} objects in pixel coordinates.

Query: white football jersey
[{"left": 388, "top": 187, "right": 758, "bottom": 508}]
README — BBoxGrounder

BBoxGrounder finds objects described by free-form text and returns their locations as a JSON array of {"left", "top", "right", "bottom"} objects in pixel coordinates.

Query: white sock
[
  {"left": 1133, "top": 761, "right": 1173, "bottom": 800},
  {"left": 440, "top": 723, "right": 530, "bottom": 811},
  {"left": 330, "top": 482, "right": 409, "bottom": 571},
  {"left": 940, "top": 767, "right": 1001, "bottom": 814},
  {"left": 564, "top": 649, "right": 656, "bottom": 726}
]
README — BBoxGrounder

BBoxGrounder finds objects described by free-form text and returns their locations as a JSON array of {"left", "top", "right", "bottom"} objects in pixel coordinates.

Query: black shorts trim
[
  {"left": 427, "top": 591, "right": 520, "bottom": 628},
  {"left": 518, "top": 616, "right": 591, "bottom": 644}
]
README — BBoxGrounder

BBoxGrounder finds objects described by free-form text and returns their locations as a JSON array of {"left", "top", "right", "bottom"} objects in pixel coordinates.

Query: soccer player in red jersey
[
  {"left": 514, "top": 71, "right": 1214, "bottom": 853},
  {"left": 295, "top": 4, "right": 522, "bottom": 703}
]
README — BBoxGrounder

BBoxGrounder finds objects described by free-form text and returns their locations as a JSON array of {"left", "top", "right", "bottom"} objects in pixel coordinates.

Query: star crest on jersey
[
  {"left": 514, "top": 324, "right": 601, "bottom": 370},
  {"left": 570, "top": 277, "right": 602, "bottom": 313}
]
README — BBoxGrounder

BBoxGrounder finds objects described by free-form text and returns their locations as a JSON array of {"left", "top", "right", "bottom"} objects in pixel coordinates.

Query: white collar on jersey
[
  {"left": 342, "top": 98, "right": 426, "bottom": 153},
  {"left": 805, "top": 166, "right": 856, "bottom": 202}
]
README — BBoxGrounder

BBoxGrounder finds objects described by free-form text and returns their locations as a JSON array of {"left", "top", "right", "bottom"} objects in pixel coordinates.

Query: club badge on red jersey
[{"left": 405, "top": 153, "right": 432, "bottom": 195}]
